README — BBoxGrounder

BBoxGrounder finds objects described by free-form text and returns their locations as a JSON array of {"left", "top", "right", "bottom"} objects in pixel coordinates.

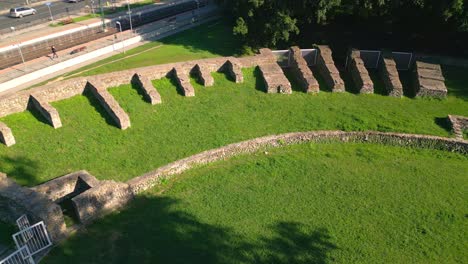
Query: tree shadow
[
  {"left": 82, "top": 89, "right": 117, "bottom": 128},
  {"left": 44, "top": 196, "right": 337, "bottom": 264},
  {"left": 0, "top": 156, "right": 40, "bottom": 187}
]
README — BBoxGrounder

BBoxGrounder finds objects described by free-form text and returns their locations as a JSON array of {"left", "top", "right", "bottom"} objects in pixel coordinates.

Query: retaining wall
[
  {"left": 349, "top": 50, "right": 374, "bottom": 94},
  {"left": 289, "top": 46, "right": 319, "bottom": 93},
  {"left": 379, "top": 54, "right": 403, "bottom": 97},
  {"left": 414, "top": 61, "right": 447, "bottom": 98},
  {"left": 315, "top": 45, "right": 345, "bottom": 92}
]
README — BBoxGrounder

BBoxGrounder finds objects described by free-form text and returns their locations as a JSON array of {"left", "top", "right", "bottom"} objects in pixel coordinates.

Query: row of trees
[{"left": 216, "top": 0, "right": 467, "bottom": 49}]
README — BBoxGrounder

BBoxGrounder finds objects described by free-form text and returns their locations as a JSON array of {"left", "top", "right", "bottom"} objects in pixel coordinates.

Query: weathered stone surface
[
  {"left": 0, "top": 173, "right": 66, "bottom": 242},
  {"left": 379, "top": 55, "right": 403, "bottom": 97},
  {"left": 289, "top": 46, "right": 320, "bottom": 93},
  {"left": 258, "top": 62, "right": 292, "bottom": 94},
  {"left": 131, "top": 73, "right": 162, "bottom": 104},
  {"left": 414, "top": 61, "right": 447, "bottom": 98},
  {"left": 448, "top": 115, "right": 468, "bottom": 140},
  {"left": 192, "top": 64, "right": 214, "bottom": 86},
  {"left": 29, "top": 95, "right": 63, "bottom": 128},
  {"left": 315, "top": 45, "right": 345, "bottom": 92},
  {"left": 31, "top": 170, "right": 99, "bottom": 203},
  {"left": 0, "top": 122, "right": 15, "bottom": 147},
  {"left": 86, "top": 80, "right": 131, "bottom": 130},
  {"left": 128, "top": 130, "right": 468, "bottom": 193},
  {"left": 223, "top": 59, "right": 244, "bottom": 83},
  {"left": 172, "top": 67, "right": 195, "bottom": 97},
  {"left": 72, "top": 180, "right": 134, "bottom": 224},
  {"left": 349, "top": 50, "right": 374, "bottom": 94}
]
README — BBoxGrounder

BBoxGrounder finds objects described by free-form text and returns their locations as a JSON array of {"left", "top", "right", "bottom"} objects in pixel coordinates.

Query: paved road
[{"left": 0, "top": 0, "right": 88, "bottom": 31}]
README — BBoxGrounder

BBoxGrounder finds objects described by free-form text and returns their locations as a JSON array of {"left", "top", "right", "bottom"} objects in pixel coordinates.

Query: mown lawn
[
  {"left": 0, "top": 66, "right": 467, "bottom": 186},
  {"left": 44, "top": 142, "right": 468, "bottom": 263}
]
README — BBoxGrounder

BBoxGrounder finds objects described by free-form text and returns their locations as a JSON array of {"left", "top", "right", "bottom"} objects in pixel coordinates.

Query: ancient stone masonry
[
  {"left": 315, "top": 45, "right": 345, "bottom": 92},
  {"left": 172, "top": 67, "right": 195, "bottom": 97},
  {"left": 379, "top": 54, "right": 403, "bottom": 97},
  {"left": 289, "top": 46, "right": 319, "bottom": 93},
  {"left": 349, "top": 50, "right": 374, "bottom": 94},
  {"left": 255, "top": 49, "right": 292, "bottom": 94},
  {"left": 29, "top": 95, "right": 63, "bottom": 128},
  {"left": 131, "top": 73, "right": 162, "bottom": 105},
  {"left": 414, "top": 61, "right": 447, "bottom": 98},
  {"left": 223, "top": 59, "right": 244, "bottom": 83},
  {"left": 448, "top": 115, "right": 468, "bottom": 140},
  {"left": 86, "top": 80, "right": 131, "bottom": 130},
  {"left": 0, "top": 122, "right": 15, "bottom": 147},
  {"left": 71, "top": 180, "right": 134, "bottom": 224},
  {"left": 0, "top": 173, "right": 66, "bottom": 242},
  {"left": 192, "top": 64, "right": 214, "bottom": 86}
]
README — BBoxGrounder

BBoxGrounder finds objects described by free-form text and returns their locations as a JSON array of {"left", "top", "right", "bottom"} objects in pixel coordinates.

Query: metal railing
[
  {"left": 0, "top": 246, "right": 34, "bottom": 264},
  {"left": 12, "top": 222, "right": 52, "bottom": 259},
  {"left": 272, "top": 49, "right": 318, "bottom": 68}
]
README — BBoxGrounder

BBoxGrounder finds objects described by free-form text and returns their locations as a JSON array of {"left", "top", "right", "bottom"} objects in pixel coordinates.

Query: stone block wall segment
[
  {"left": 0, "top": 173, "right": 66, "bottom": 242},
  {"left": 315, "top": 45, "right": 345, "bottom": 92},
  {"left": 29, "top": 95, "right": 63, "bottom": 129},
  {"left": 448, "top": 115, "right": 468, "bottom": 140},
  {"left": 414, "top": 61, "right": 447, "bottom": 98},
  {"left": 31, "top": 170, "right": 99, "bottom": 203},
  {"left": 71, "top": 180, "right": 134, "bottom": 224},
  {"left": 257, "top": 63, "right": 292, "bottom": 94},
  {"left": 131, "top": 73, "right": 162, "bottom": 105},
  {"left": 379, "top": 55, "right": 403, "bottom": 97},
  {"left": 192, "top": 64, "right": 214, "bottom": 86},
  {"left": 349, "top": 50, "right": 374, "bottom": 94},
  {"left": 127, "top": 130, "right": 468, "bottom": 194},
  {"left": 172, "top": 67, "right": 195, "bottom": 97},
  {"left": 86, "top": 81, "right": 131, "bottom": 130},
  {"left": 0, "top": 122, "right": 15, "bottom": 147},
  {"left": 224, "top": 59, "right": 244, "bottom": 83},
  {"left": 289, "top": 46, "right": 320, "bottom": 93}
]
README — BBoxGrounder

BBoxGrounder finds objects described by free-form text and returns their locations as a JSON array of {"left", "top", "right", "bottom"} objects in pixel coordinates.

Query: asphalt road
[{"left": 0, "top": 0, "right": 88, "bottom": 31}]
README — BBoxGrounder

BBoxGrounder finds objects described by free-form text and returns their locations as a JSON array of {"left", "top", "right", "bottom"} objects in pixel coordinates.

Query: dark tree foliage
[{"left": 217, "top": 0, "right": 467, "bottom": 50}]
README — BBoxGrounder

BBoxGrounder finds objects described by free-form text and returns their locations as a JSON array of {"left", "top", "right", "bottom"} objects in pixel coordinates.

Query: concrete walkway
[{"left": 0, "top": 5, "right": 220, "bottom": 95}]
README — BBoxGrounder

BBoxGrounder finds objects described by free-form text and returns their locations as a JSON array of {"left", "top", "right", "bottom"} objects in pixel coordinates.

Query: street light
[
  {"left": 45, "top": 2, "right": 54, "bottom": 21},
  {"left": 10, "top": 27, "right": 26, "bottom": 71},
  {"left": 115, "top": 21, "right": 125, "bottom": 54},
  {"left": 126, "top": 0, "right": 133, "bottom": 34}
]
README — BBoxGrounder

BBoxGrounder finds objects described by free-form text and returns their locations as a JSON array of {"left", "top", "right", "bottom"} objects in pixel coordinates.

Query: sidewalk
[{"left": 0, "top": 4, "right": 220, "bottom": 95}]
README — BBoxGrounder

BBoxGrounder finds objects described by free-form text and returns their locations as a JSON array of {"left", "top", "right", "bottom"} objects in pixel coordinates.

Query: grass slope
[
  {"left": 0, "top": 68, "right": 467, "bottom": 186},
  {"left": 44, "top": 142, "right": 468, "bottom": 263}
]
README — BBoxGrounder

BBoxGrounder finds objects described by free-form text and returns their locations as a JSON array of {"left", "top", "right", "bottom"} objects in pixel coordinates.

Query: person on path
[{"left": 51, "top": 45, "right": 58, "bottom": 59}]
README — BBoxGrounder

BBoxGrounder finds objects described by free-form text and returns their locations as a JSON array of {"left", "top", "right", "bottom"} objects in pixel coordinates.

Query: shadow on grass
[
  {"left": 368, "top": 70, "right": 387, "bottom": 96},
  {"left": 45, "top": 196, "right": 337, "bottom": 264},
  {"left": 0, "top": 156, "right": 40, "bottom": 187},
  {"left": 82, "top": 89, "right": 117, "bottom": 128},
  {"left": 434, "top": 116, "right": 452, "bottom": 134},
  {"left": 26, "top": 102, "right": 51, "bottom": 127},
  {"left": 311, "top": 66, "right": 333, "bottom": 93},
  {"left": 398, "top": 70, "right": 416, "bottom": 98},
  {"left": 253, "top": 67, "right": 267, "bottom": 93},
  {"left": 443, "top": 66, "right": 468, "bottom": 101},
  {"left": 168, "top": 73, "right": 186, "bottom": 97},
  {"left": 130, "top": 76, "right": 150, "bottom": 103},
  {"left": 282, "top": 68, "right": 304, "bottom": 93}
]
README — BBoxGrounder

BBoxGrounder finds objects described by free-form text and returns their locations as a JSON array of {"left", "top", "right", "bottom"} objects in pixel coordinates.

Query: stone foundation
[
  {"left": 349, "top": 50, "right": 374, "bottom": 94},
  {"left": 448, "top": 115, "right": 468, "bottom": 140},
  {"left": 379, "top": 54, "right": 403, "bottom": 97},
  {"left": 289, "top": 46, "right": 319, "bottom": 93},
  {"left": 71, "top": 180, "right": 134, "bottom": 224},
  {"left": 29, "top": 95, "right": 63, "bottom": 128},
  {"left": 192, "top": 64, "right": 214, "bottom": 86},
  {"left": 223, "top": 59, "right": 244, "bottom": 83},
  {"left": 414, "top": 61, "right": 447, "bottom": 98},
  {"left": 86, "top": 81, "right": 131, "bottom": 130},
  {"left": 258, "top": 62, "right": 292, "bottom": 94},
  {"left": 0, "top": 173, "right": 66, "bottom": 242},
  {"left": 0, "top": 122, "right": 15, "bottom": 147},
  {"left": 131, "top": 73, "right": 162, "bottom": 105},
  {"left": 172, "top": 67, "right": 195, "bottom": 97},
  {"left": 315, "top": 45, "right": 345, "bottom": 92}
]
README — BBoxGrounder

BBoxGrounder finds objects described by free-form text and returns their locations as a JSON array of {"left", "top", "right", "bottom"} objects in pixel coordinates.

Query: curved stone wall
[{"left": 127, "top": 130, "right": 468, "bottom": 194}]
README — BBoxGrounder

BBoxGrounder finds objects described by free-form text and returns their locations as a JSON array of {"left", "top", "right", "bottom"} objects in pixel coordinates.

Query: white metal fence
[
  {"left": 12, "top": 222, "right": 52, "bottom": 260},
  {"left": 16, "top": 215, "right": 30, "bottom": 232},
  {"left": 0, "top": 246, "right": 34, "bottom": 264},
  {"left": 271, "top": 49, "right": 318, "bottom": 68},
  {"left": 345, "top": 49, "right": 414, "bottom": 70},
  {"left": 391, "top": 52, "right": 413, "bottom": 70}
]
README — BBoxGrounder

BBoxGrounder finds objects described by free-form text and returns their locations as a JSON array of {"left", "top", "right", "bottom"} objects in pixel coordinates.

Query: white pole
[
  {"left": 116, "top": 21, "right": 125, "bottom": 54},
  {"left": 127, "top": 0, "right": 133, "bottom": 34},
  {"left": 11, "top": 27, "right": 26, "bottom": 71},
  {"left": 47, "top": 5, "right": 54, "bottom": 21}
]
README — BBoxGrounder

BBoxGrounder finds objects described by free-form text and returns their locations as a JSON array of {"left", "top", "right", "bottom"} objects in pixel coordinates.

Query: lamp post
[
  {"left": 11, "top": 27, "right": 26, "bottom": 71},
  {"left": 116, "top": 21, "right": 125, "bottom": 54},
  {"left": 45, "top": 2, "right": 54, "bottom": 21},
  {"left": 126, "top": 0, "right": 133, "bottom": 34},
  {"left": 98, "top": 0, "right": 106, "bottom": 31}
]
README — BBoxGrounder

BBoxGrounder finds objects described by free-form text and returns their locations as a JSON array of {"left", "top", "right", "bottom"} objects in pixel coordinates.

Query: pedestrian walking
[{"left": 51, "top": 45, "right": 58, "bottom": 59}]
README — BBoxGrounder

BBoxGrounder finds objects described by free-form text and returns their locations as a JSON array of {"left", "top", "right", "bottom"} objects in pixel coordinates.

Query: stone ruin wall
[
  {"left": 448, "top": 115, "right": 468, "bottom": 140},
  {"left": 315, "top": 45, "right": 345, "bottom": 92},
  {"left": 349, "top": 50, "right": 374, "bottom": 94},
  {"left": 414, "top": 61, "right": 447, "bottom": 98},
  {"left": 379, "top": 54, "right": 404, "bottom": 97},
  {"left": 289, "top": 46, "right": 319, "bottom": 93}
]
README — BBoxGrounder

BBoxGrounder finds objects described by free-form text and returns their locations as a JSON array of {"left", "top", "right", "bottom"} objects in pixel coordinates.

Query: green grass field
[{"left": 43, "top": 142, "right": 468, "bottom": 263}]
